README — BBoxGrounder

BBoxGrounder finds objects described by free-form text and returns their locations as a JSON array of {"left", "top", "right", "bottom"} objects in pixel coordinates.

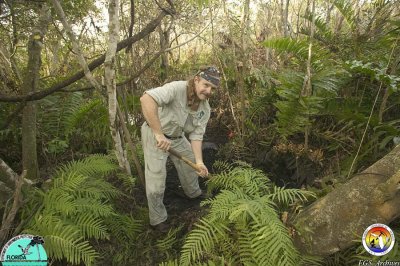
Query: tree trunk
[
  {"left": 159, "top": 22, "right": 170, "bottom": 82},
  {"left": 281, "top": 0, "right": 290, "bottom": 37},
  {"left": 21, "top": 5, "right": 50, "bottom": 180},
  {"left": 301, "top": 0, "right": 315, "bottom": 150},
  {"left": 105, "top": 0, "right": 131, "bottom": 175},
  {"left": 293, "top": 144, "right": 400, "bottom": 256},
  {"left": 237, "top": 0, "right": 250, "bottom": 136}
]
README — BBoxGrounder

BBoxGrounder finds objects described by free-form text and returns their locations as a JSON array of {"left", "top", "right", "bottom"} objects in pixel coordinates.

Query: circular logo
[
  {"left": 362, "top": 223, "right": 395, "bottom": 256},
  {"left": 0, "top": 234, "right": 47, "bottom": 266}
]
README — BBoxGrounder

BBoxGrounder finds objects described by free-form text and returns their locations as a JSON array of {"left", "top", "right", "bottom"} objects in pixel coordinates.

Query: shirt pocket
[{"left": 171, "top": 104, "right": 187, "bottom": 127}]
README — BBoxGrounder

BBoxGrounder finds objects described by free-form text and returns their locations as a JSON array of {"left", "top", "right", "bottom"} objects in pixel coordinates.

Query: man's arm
[
  {"left": 191, "top": 140, "right": 208, "bottom": 177},
  {"left": 140, "top": 93, "right": 171, "bottom": 151}
]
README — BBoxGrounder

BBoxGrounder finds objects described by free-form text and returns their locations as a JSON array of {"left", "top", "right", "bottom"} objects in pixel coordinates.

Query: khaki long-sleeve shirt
[{"left": 145, "top": 80, "right": 210, "bottom": 141}]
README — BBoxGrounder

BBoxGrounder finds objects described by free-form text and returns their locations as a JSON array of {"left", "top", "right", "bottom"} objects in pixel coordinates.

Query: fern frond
[
  {"left": 236, "top": 224, "right": 257, "bottom": 266},
  {"left": 228, "top": 197, "right": 277, "bottom": 225},
  {"left": 64, "top": 99, "right": 103, "bottom": 137},
  {"left": 75, "top": 177, "right": 122, "bottom": 200},
  {"left": 202, "top": 190, "right": 247, "bottom": 221},
  {"left": 38, "top": 92, "right": 83, "bottom": 140},
  {"left": 105, "top": 214, "right": 143, "bottom": 242},
  {"left": 251, "top": 220, "right": 299, "bottom": 266},
  {"left": 43, "top": 190, "right": 77, "bottom": 215},
  {"left": 181, "top": 163, "right": 312, "bottom": 266},
  {"left": 114, "top": 172, "right": 136, "bottom": 193},
  {"left": 53, "top": 172, "right": 87, "bottom": 191},
  {"left": 180, "top": 219, "right": 229, "bottom": 266},
  {"left": 207, "top": 167, "right": 270, "bottom": 196},
  {"left": 25, "top": 216, "right": 98, "bottom": 266},
  {"left": 55, "top": 154, "right": 118, "bottom": 179},
  {"left": 156, "top": 225, "right": 183, "bottom": 252},
  {"left": 212, "top": 160, "right": 234, "bottom": 173},
  {"left": 74, "top": 198, "right": 115, "bottom": 217},
  {"left": 268, "top": 186, "right": 316, "bottom": 207},
  {"left": 72, "top": 213, "right": 109, "bottom": 240},
  {"left": 159, "top": 259, "right": 179, "bottom": 266}
]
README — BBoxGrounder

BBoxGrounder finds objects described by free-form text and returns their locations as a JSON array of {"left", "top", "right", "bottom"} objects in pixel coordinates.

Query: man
[{"left": 140, "top": 66, "right": 220, "bottom": 232}]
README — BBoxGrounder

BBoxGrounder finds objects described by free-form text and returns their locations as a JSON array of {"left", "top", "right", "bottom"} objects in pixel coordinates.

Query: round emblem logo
[
  {"left": 362, "top": 223, "right": 395, "bottom": 256},
  {"left": 0, "top": 234, "right": 47, "bottom": 265}
]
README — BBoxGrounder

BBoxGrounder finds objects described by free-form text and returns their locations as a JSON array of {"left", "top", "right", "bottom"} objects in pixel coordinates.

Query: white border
[{"left": 362, "top": 223, "right": 395, "bottom": 256}]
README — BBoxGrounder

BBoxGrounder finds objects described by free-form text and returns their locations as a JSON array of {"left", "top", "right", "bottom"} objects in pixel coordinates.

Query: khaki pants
[{"left": 141, "top": 123, "right": 202, "bottom": 225}]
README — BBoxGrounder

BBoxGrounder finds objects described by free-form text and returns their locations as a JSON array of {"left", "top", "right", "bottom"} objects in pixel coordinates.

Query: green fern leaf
[{"left": 73, "top": 213, "right": 109, "bottom": 240}]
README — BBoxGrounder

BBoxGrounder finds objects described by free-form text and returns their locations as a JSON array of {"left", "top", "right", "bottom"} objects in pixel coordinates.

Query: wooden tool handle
[{"left": 168, "top": 148, "right": 202, "bottom": 172}]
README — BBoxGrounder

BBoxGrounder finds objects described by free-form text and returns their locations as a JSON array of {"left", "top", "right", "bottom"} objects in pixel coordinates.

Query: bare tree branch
[
  {"left": 0, "top": 170, "right": 26, "bottom": 245},
  {"left": 0, "top": 11, "right": 170, "bottom": 103},
  {"left": 0, "top": 158, "right": 33, "bottom": 185}
]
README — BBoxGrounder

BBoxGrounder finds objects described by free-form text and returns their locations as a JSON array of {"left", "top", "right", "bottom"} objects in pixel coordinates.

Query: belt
[
  {"left": 164, "top": 134, "right": 182, "bottom": 140},
  {"left": 144, "top": 122, "right": 182, "bottom": 140}
]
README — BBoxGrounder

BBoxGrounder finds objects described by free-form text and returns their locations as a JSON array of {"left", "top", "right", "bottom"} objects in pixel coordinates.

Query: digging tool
[{"left": 168, "top": 148, "right": 204, "bottom": 174}]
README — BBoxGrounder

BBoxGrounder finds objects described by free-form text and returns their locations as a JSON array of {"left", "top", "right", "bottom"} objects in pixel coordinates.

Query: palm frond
[
  {"left": 262, "top": 38, "right": 331, "bottom": 66},
  {"left": 302, "top": 14, "right": 333, "bottom": 41},
  {"left": 334, "top": 0, "right": 358, "bottom": 32}
]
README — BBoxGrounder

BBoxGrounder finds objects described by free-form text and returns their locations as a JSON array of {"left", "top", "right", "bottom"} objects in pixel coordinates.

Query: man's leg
[
  {"left": 141, "top": 124, "right": 169, "bottom": 225},
  {"left": 170, "top": 137, "right": 202, "bottom": 198}
]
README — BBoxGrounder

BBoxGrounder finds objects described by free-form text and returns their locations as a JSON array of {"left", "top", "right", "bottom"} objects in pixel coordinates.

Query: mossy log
[{"left": 293, "top": 145, "right": 400, "bottom": 256}]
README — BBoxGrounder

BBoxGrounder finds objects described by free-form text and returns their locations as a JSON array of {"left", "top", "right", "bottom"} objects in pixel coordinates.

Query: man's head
[{"left": 194, "top": 66, "right": 220, "bottom": 100}]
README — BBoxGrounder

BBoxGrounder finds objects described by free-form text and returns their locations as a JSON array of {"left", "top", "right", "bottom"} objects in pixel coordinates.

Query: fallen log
[{"left": 293, "top": 144, "right": 400, "bottom": 256}]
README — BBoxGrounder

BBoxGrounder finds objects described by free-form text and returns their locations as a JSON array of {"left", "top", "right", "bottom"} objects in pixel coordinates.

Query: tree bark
[
  {"left": 293, "top": 144, "right": 400, "bottom": 256},
  {"left": 158, "top": 21, "right": 171, "bottom": 82},
  {"left": 105, "top": 0, "right": 131, "bottom": 175},
  {"left": 281, "top": 0, "right": 290, "bottom": 37},
  {"left": 237, "top": 0, "right": 250, "bottom": 136},
  {"left": 0, "top": 170, "right": 26, "bottom": 246},
  {"left": 21, "top": 4, "right": 50, "bottom": 180},
  {"left": 301, "top": 0, "right": 315, "bottom": 150},
  {"left": 51, "top": 0, "right": 102, "bottom": 91}
]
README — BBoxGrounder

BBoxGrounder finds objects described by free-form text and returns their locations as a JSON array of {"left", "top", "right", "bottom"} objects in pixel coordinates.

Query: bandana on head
[{"left": 197, "top": 66, "right": 221, "bottom": 87}]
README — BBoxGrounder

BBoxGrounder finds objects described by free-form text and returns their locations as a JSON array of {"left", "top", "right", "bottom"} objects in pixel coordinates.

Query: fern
[
  {"left": 22, "top": 154, "right": 124, "bottom": 265},
  {"left": 179, "top": 163, "right": 315, "bottom": 266},
  {"left": 156, "top": 225, "right": 184, "bottom": 261},
  {"left": 180, "top": 219, "right": 229, "bottom": 265},
  {"left": 25, "top": 215, "right": 98, "bottom": 266},
  {"left": 55, "top": 154, "right": 118, "bottom": 178},
  {"left": 64, "top": 98, "right": 103, "bottom": 136},
  {"left": 72, "top": 213, "right": 109, "bottom": 240},
  {"left": 105, "top": 214, "right": 143, "bottom": 242}
]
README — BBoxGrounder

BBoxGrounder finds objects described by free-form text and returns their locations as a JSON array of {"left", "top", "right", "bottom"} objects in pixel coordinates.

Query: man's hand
[
  {"left": 196, "top": 162, "right": 209, "bottom": 177},
  {"left": 155, "top": 133, "right": 171, "bottom": 151}
]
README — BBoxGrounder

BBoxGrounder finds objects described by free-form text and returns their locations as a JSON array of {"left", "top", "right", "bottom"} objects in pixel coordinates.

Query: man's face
[{"left": 194, "top": 76, "right": 216, "bottom": 100}]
